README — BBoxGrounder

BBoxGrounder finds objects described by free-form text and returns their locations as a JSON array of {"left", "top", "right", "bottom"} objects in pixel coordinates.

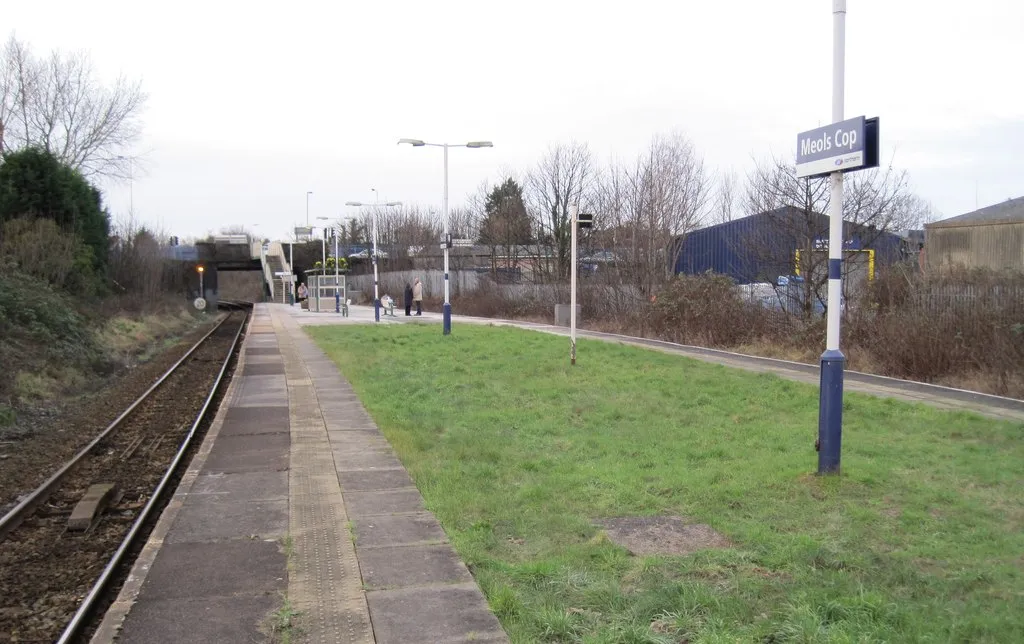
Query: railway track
[{"left": 0, "top": 303, "right": 250, "bottom": 643}]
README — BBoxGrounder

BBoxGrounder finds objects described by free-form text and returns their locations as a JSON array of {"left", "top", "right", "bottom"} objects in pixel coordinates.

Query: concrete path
[
  {"left": 290, "top": 303, "right": 1024, "bottom": 423},
  {"left": 93, "top": 304, "right": 507, "bottom": 643}
]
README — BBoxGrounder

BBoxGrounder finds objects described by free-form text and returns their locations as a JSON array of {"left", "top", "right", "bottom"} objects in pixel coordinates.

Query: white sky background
[{"left": 8, "top": 0, "right": 1024, "bottom": 241}]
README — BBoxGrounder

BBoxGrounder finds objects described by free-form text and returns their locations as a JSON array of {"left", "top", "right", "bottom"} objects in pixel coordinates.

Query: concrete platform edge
[{"left": 90, "top": 311, "right": 255, "bottom": 644}]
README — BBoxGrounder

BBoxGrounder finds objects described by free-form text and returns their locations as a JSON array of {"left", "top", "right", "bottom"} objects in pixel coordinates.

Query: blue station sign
[{"left": 796, "top": 116, "right": 879, "bottom": 178}]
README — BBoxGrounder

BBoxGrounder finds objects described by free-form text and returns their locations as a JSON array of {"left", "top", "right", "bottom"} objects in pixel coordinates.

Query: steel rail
[
  {"left": 58, "top": 304, "right": 250, "bottom": 643},
  {"left": 0, "top": 308, "right": 235, "bottom": 541}
]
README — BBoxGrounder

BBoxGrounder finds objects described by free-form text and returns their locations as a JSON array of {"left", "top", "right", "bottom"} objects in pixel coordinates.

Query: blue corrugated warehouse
[{"left": 673, "top": 206, "right": 907, "bottom": 284}]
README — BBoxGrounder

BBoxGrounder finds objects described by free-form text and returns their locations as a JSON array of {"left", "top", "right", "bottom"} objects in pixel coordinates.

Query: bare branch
[
  {"left": 525, "top": 141, "right": 594, "bottom": 281},
  {"left": 0, "top": 34, "right": 146, "bottom": 177}
]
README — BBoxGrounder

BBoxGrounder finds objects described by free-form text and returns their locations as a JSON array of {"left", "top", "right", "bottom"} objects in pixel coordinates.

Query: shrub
[
  {"left": 0, "top": 147, "right": 111, "bottom": 274},
  {"left": 849, "top": 267, "right": 1024, "bottom": 395},
  {"left": 649, "top": 274, "right": 790, "bottom": 347},
  {"left": 0, "top": 217, "right": 92, "bottom": 290},
  {"left": 0, "top": 269, "right": 99, "bottom": 401}
]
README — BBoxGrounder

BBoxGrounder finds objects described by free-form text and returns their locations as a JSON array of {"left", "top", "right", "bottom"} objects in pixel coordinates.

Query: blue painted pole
[
  {"left": 818, "top": 0, "right": 847, "bottom": 475},
  {"left": 442, "top": 144, "right": 452, "bottom": 336}
]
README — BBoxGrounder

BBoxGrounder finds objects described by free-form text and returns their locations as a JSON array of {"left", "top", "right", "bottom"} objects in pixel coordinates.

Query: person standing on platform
[
  {"left": 413, "top": 278, "right": 423, "bottom": 316},
  {"left": 403, "top": 283, "right": 413, "bottom": 316}
]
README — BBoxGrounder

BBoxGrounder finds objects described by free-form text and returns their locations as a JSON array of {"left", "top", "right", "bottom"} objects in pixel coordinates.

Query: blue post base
[
  {"left": 817, "top": 349, "right": 845, "bottom": 474},
  {"left": 443, "top": 303, "right": 452, "bottom": 335},
  {"left": 374, "top": 298, "right": 381, "bottom": 322},
  {"left": 335, "top": 292, "right": 340, "bottom": 313}
]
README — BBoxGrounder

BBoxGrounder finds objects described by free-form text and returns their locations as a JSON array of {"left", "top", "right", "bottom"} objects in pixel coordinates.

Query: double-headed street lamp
[
  {"left": 345, "top": 200, "right": 402, "bottom": 322},
  {"left": 398, "top": 138, "right": 493, "bottom": 335}
]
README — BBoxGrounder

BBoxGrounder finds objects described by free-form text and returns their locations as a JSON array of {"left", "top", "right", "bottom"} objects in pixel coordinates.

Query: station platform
[{"left": 93, "top": 303, "right": 507, "bottom": 643}]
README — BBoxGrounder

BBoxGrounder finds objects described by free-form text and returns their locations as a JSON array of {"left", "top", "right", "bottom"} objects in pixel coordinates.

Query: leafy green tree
[
  {"left": 479, "top": 178, "right": 531, "bottom": 273},
  {"left": 0, "top": 147, "right": 111, "bottom": 273}
]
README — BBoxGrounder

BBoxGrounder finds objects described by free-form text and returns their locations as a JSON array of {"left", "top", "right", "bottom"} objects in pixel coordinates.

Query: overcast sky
[{"left": 9, "top": 0, "right": 1024, "bottom": 240}]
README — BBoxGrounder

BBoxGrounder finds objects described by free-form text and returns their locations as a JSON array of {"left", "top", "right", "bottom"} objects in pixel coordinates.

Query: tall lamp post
[
  {"left": 345, "top": 201, "right": 402, "bottom": 322},
  {"left": 398, "top": 138, "right": 493, "bottom": 335},
  {"left": 306, "top": 191, "right": 313, "bottom": 226}
]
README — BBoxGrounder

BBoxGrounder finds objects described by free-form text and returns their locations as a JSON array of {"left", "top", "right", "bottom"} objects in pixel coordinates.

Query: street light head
[
  {"left": 398, "top": 138, "right": 426, "bottom": 147},
  {"left": 316, "top": 216, "right": 329, "bottom": 220},
  {"left": 307, "top": 191, "right": 313, "bottom": 195},
  {"left": 383, "top": 201, "right": 403, "bottom": 207},
  {"left": 466, "top": 141, "right": 494, "bottom": 148},
  {"left": 345, "top": 201, "right": 364, "bottom": 207}
]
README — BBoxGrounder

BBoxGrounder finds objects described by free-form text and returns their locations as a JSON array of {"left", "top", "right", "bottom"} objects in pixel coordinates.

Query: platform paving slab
[
  {"left": 116, "top": 595, "right": 281, "bottom": 644},
  {"left": 366, "top": 583, "right": 507, "bottom": 644},
  {"left": 344, "top": 488, "right": 425, "bottom": 518},
  {"left": 203, "top": 432, "right": 290, "bottom": 474},
  {"left": 334, "top": 450, "right": 407, "bottom": 471},
  {"left": 242, "top": 361, "right": 286, "bottom": 376},
  {"left": 218, "top": 405, "right": 290, "bottom": 436},
  {"left": 189, "top": 470, "right": 288, "bottom": 500},
  {"left": 246, "top": 347, "right": 281, "bottom": 355},
  {"left": 132, "top": 539, "right": 286, "bottom": 602},
  {"left": 330, "top": 438, "right": 395, "bottom": 455},
  {"left": 337, "top": 468, "right": 414, "bottom": 491},
  {"left": 353, "top": 513, "right": 448, "bottom": 548},
  {"left": 359, "top": 544, "right": 473, "bottom": 589},
  {"left": 165, "top": 497, "right": 288, "bottom": 543},
  {"left": 231, "top": 376, "right": 288, "bottom": 408}
]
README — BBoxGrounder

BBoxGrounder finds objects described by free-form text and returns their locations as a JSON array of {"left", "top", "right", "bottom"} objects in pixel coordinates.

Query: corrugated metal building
[
  {"left": 674, "top": 206, "right": 906, "bottom": 284},
  {"left": 924, "top": 197, "right": 1024, "bottom": 272}
]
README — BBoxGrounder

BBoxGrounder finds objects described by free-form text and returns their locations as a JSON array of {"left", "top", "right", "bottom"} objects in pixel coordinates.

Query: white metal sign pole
[
  {"left": 818, "top": 0, "right": 847, "bottom": 474},
  {"left": 334, "top": 227, "right": 340, "bottom": 313},
  {"left": 570, "top": 204, "right": 578, "bottom": 366}
]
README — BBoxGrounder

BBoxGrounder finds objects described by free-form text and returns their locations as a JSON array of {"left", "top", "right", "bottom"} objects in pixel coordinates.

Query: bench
[{"left": 382, "top": 299, "right": 396, "bottom": 316}]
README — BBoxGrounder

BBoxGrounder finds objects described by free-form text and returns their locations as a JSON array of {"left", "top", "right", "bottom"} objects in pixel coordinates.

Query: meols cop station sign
[{"left": 795, "top": 115, "right": 880, "bottom": 178}]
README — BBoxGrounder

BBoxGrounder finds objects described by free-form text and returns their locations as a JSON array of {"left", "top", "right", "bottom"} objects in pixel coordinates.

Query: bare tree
[
  {"left": 361, "top": 205, "right": 440, "bottom": 269},
  {"left": 525, "top": 142, "right": 594, "bottom": 281},
  {"left": 714, "top": 169, "right": 739, "bottom": 224},
  {"left": 0, "top": 34, "right": 146, "bottom": 177},
  {"left": 595, "top": 132, "right": 711, "bottom": 295},
  {"left": 744, "top": 155, "right": 931, "bottom": 319}
]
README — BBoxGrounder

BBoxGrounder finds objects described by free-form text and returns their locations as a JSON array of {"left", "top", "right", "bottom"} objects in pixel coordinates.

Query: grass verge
[{"left": 308, "top": 324, "right": 1024, "bottom": 643}]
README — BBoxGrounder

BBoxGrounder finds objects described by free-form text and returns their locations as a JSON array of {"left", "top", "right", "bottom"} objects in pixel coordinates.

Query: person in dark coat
[{"left": 403, "top": 283, "right": 413, "bottom": 316}]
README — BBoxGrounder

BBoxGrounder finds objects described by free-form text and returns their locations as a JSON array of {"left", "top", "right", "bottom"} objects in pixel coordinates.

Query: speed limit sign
[{"left": 193, "top": 297, "right": 207, "bottom": 311}]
